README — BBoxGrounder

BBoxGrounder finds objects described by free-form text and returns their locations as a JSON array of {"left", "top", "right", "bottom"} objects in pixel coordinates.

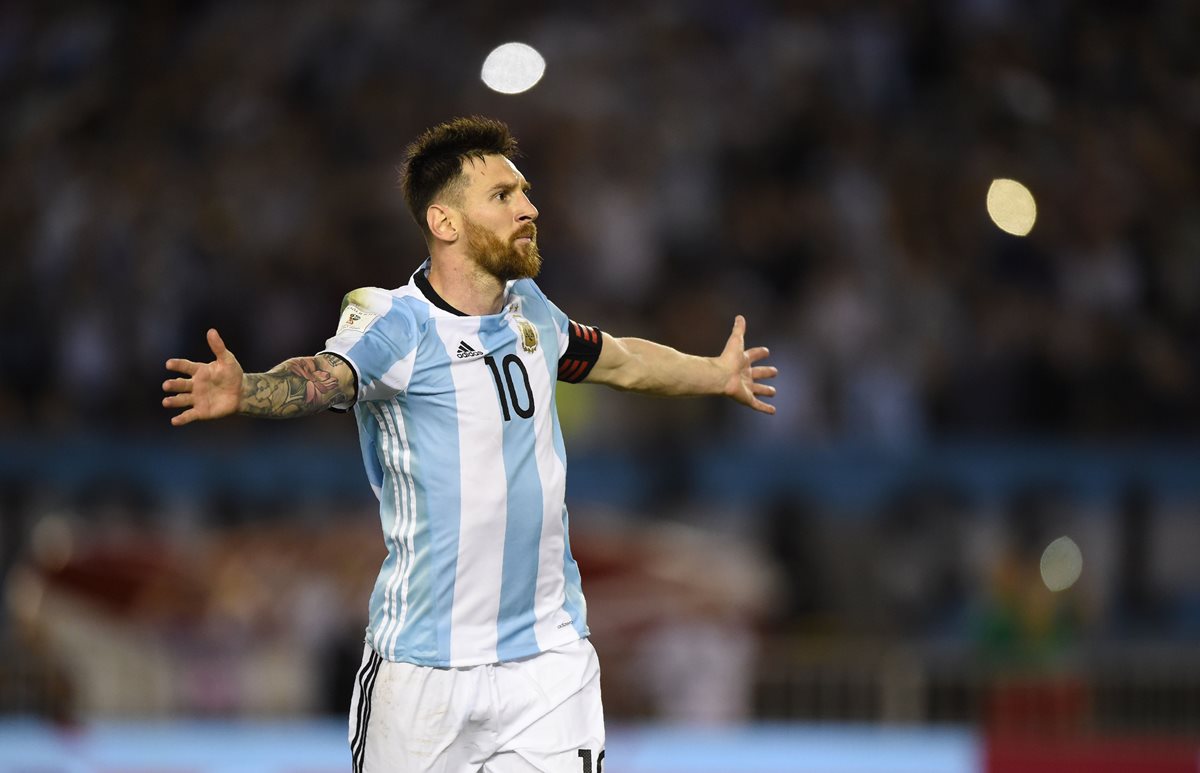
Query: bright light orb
[
  {"left": 1040, "top": 535, "right": 1083, "bottom": 592},
  {"left": 986, "top": 178, "right": 1038, "bottom": 236},
  {"left": 481, "top": 43, "right": 546, "bottom": 95}
]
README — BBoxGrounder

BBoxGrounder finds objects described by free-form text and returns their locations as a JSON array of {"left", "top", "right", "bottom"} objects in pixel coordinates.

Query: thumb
[
  {"left": 723, "top": 315, "right": 746, "bottom": 356},
  {"left": 207, "top": 328, "right": 231, "bottom": 361}
]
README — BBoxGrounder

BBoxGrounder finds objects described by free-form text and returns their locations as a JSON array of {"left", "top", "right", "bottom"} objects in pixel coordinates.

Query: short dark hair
[{"left": 399, "top": 116, "right": 520, "bottom": 235}]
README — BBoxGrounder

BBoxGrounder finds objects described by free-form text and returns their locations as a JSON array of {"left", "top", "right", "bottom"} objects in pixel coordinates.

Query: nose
[{"left": 517, "top": 191, "right": 538, "bottom": 222}]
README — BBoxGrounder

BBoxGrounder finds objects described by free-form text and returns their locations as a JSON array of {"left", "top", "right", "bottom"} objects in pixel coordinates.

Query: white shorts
[{"left": 347, "top": 637, "right": 605, "bottom": 773}]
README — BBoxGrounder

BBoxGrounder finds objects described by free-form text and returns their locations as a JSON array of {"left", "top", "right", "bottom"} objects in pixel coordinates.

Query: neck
[{"left": 426, "top": 252, "right": 507, "bottom": 316}]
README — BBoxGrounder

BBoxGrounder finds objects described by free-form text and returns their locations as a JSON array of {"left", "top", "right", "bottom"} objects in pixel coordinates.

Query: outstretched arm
[
  {"left": 162, "top": 329, "right": 356, "bottom": 426},
  {"left": 584, "top": 315, "right": 777, "bottom": 414}
]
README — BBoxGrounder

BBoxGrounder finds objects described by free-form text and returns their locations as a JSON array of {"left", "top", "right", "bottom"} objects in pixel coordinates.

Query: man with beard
[{"left": 161, "top": 116, "right": 777, "bottom": 773}]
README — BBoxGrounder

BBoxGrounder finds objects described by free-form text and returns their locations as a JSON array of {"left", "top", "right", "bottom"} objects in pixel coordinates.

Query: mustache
[{"left": 514, "top": 225, "right": 537, "bottom": 240}]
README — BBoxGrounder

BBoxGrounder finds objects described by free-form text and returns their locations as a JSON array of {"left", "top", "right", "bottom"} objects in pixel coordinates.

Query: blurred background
[{"left": 2, "top": 0, "right": 1199, "bottom": 771}]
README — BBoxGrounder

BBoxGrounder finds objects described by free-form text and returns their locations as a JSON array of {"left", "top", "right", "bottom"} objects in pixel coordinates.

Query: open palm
[
  {"left": 162, "top": 329, "right": 244, "bottom": 426},
  {"left": 717, "top": 315, "right": 777, "bottom": 414}
]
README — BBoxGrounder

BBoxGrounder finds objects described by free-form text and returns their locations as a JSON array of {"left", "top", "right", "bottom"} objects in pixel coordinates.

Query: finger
[
  {"left": 752, "top": 383, "right": 776, "bottom": 396},
  {"left": 162, "top": 378, "right": 193, "bottom": 394},
  {"left": 165, "top": 358, "right": 200, "bottom": 376},
  {"left": 749, "top": 398, "right": 776, "bottom": 415},
  {"left": 162, "top": 393, "right": 194, "bottom": 409},
  {"left": 750, "top": 365, "right": 778, "bottom": 380},
  {"left": 207, "top": 328, "right": 229, "bottom": 360},
  {"left": 745, "top": 346, "right": 771, "bottom": 363},
  {"left": 170, "top": 408, "right": 199, "bottom": 427}
]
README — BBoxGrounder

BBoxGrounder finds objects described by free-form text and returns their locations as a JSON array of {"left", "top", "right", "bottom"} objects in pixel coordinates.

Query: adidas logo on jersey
[{"left": 456, "top": 341, "right": 483, "bottom": 359}]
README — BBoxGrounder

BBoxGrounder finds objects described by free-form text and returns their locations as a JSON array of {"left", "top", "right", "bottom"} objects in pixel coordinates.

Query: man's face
[{"left": 454, "top": 154, "right": 541, "bottom": 281}]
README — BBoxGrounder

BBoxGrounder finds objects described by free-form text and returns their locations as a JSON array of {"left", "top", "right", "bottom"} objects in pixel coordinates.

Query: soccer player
[{"left": 162, "top": 116, "right": 777, "bottom": 773}]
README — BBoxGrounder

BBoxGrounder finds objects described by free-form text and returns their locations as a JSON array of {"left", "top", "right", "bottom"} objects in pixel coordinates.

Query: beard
[{"left": 463, "top": 217, "right": 542, "bottom": 282}]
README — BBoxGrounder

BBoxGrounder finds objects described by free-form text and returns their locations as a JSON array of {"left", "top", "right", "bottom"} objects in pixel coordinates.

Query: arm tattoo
[{"left": 240, "top": 354, "right": 351, "bottom": 418}]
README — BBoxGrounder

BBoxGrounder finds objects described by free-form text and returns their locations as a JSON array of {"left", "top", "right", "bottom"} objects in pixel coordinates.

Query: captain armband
[{"left": 557, "top": 321, "right": 603, "bottom": 383}]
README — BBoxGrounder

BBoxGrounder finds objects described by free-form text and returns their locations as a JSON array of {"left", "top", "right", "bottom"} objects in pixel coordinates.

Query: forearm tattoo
[{"left": 240, "top": 355, "right": 350, "bottom": 418}]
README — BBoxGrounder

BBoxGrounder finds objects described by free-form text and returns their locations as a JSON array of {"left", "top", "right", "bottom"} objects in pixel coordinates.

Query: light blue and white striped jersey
[{"left": 321, "top": 260, "right": 592, "bottom": 667}]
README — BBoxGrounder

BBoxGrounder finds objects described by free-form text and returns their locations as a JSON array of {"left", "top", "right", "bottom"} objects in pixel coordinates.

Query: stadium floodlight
[
  {"left": 986, "top": 178, "right": 1037, "bottom": 236},
  {"left": 1040, "top": 535, "right": 1083, "bottom": 592},
  {"left": 481, "top": 42, "right": 546, "bottom": 95}
]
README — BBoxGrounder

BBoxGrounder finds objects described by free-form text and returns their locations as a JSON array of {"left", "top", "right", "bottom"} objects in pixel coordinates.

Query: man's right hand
[{"left": 163, "top": 328, "right": 244, "bottom": 426}]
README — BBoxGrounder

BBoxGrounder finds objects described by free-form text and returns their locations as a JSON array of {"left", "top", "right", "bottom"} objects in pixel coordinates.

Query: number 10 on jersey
[{"left": 485, "top": 354, "right": 535, "bottom": 421}]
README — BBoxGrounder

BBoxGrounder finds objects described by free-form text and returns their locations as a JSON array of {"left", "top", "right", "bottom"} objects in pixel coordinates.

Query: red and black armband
[{"left": 558, "top": 321, "right": 603, "bottom": 383}]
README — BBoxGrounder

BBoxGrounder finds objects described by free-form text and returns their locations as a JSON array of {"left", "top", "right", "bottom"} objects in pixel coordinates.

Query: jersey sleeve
[
  {"left": 515, "top": 279, "right": 605, "bottom": 384},
  {"left": 319, "top": 287, "right": 419, "bottom": 408},
  {"left": 557, "top": 320, "right": 603, "bottom": 383}
]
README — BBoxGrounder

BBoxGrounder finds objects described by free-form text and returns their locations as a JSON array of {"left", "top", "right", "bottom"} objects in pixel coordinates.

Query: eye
[{"left": 495, "top": 191, "right": 508, "bottom": 201}]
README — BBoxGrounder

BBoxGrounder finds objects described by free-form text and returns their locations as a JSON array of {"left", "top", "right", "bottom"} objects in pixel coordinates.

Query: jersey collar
[
  {"left": 414, "top": 264, "right": 467, "bottom": 317},
  {"left": 412, "top": 259, "right": 517, "bottom": 317}
]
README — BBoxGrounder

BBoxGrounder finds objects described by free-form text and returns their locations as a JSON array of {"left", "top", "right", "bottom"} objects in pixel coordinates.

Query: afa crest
[{"left": 516, "top": 318, "right": 539, "bottom": 353}]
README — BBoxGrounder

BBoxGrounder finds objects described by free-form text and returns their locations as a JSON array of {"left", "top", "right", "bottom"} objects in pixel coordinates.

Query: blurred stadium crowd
[
  {"left": 2, "top": 0, "right": 1200, "bottom": 729},
  {"left": 4, "top": 0, "right": 1200, "bottom": 438}
]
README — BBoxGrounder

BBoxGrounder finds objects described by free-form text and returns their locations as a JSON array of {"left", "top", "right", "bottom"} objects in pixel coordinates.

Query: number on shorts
[{"left": 578, "top": 749, "right": 604, "bottom": 773}]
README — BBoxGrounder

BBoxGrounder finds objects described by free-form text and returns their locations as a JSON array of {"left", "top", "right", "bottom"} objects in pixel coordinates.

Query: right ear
[{"left": 427, "top": 204, "right": 458, "bottom": 244}]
